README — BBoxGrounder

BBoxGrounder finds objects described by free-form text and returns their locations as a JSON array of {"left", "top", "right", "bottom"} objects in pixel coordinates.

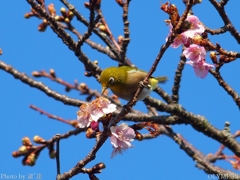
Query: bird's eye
[{"left": 108, "top": 77, "right": 115, "bottom": 84}]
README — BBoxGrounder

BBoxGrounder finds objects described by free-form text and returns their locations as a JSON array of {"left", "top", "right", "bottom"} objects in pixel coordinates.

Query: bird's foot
[{"left": 139, "top": 81, "right": 151, "bottom": 89}]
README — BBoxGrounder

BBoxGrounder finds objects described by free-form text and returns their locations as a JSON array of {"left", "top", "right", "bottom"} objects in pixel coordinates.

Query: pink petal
[
  {"left": 122, "top": 128, "right": 136, "bottom": 140},
  {"left": 118, "top": 140, "right": 131, "bottom": 149},
  {"left": 110, "top": 135, "right": 119, "bottom": 148}
]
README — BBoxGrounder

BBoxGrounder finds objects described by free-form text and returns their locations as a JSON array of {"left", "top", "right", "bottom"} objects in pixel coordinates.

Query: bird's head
[{"left": 99, "top": 67, "right": 127, "bottom": 94}]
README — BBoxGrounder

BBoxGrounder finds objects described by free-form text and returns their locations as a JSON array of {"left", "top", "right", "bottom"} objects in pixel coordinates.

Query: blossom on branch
[
  {"left": 166, "top": 15, "right": 205, "bottom": 48},
  {"left": 77, "top": 97, "right": 117, "bottom": 128},
  {"left": 183, "top": 44, "right": 214, "bottom": 78},
  {"left": 77, "top": 103, "right": 92, "bottom": 128},
  {"left": 186, "top": 60, "right": 214, "bottom": 79},
  {"left": 183, "top": 44, "right": 206, "bottom": 62},
  {"left": 183, "top": 15, "right": 205, "bottom": 38},
  {"left": 110, "top": 123, "right": 136, "bottom": 158},
  {"left": 90, "top": 97, "right": 117, "bottom": 121}
]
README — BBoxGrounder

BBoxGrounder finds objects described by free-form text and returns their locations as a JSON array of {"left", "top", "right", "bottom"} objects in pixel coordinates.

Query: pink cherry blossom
[
  {"left": 186, "top": 60, "right": 214, "bottom": 79},
  {"left": 90, "top": 121, "right": 99, "bottom": 131},
  {"left": 110, "top": 123, "right": 136, "bottom": 158},
  {"left": 183, "top": 44, "right": 206, "bottom": 62},
  {"left": 166, "top": 23, "right": 188, "bottom": 48},
  {"left": 183, "top": 15, "right": 205, "bottom": 38},
  {"left": 77, "top": 103, "right": 92, "bottom": 128},
  {"left": 166, "top": 15, "right": 205, "bottom": 48},
  {"left": 170, "top": 34, "right": 189, "bottom": 48},
  {"left": 90, "top": 97, "right": 117, "bottom": 121},
  {"left": 77, "top": 97, "right": 117, "bottom": 128}
]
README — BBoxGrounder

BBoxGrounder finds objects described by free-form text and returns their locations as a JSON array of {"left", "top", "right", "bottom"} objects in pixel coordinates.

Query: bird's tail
[{"left": 156, "top": 76, "right": 168, "bottom": 83}]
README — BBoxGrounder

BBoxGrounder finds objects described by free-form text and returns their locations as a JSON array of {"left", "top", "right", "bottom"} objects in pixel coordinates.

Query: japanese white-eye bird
[{"left": 99, "top": 66, "right": 167, "bottom": 101}]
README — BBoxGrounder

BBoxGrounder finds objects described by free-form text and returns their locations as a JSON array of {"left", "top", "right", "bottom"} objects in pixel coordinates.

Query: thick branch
[
  {"left": 171, "top": 54, "right": 186, "bottom": 103},
  {"left": 164, "top": 126, "right": 240, "bottom": 178},
  {"left": 144, "top": 97, "right": 240, "bottom": 156}
]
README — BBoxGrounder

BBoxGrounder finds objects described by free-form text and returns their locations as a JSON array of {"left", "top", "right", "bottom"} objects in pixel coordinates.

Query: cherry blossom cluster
[
  {"left": 167, "top": 15, "right": 214, "bottom": 78},
  {"left": 77, "top": 97, "right": 136, "bottom": 157},
  {"left": 77, "top": 97, "right": 117, "bottom": 128},
  {"left": 110, "top": 123, "right": 136, "bottom": 158}
]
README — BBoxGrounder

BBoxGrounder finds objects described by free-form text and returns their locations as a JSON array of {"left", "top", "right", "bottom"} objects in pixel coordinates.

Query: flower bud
[
  {"left": 93, "top": 162, "right": 106, "bottom": 171},
  {"left": 86, "top": 127, "right": 96, "bottom": 138},
  {"left": 67, "top": 11, "right": 74, "bottom": 20},
  {"left": 60, "top": 7, "right": 67, "bottom": 17},
  {"left": 38, "top": 23, "right": 47, "bottom": 32},
  {"left": 93, "top": 60, "right": 98, "bottom": 65},
  {"left": 32, "top": 71, "right": 41, "bottom": 77},
  {"left": 210, "top": 51, "right": 217, "bottom": 63},
  {"left": 33, "top": 135, "right": 46, "bottom": 144},
  {"left": 24, "top": 13, "right": 33, "bottom": 19},
  {"left": 19, "top": 146, "right": 28, "bottom": 153},
  {"left": 55, "top": 15, "right": 64, "bottom": 22},
  {"left": 64, "top": 18, "right": 70, "bottom": 23},
  {"left": 135, "top": 131, "right": 143, "bottom": 141},
  {"left": 12, "top": 151, "right": 20, "bottom": 158},
  {"left": 49, "top": 150, "right": 56, "bottom": 159},
  {"left": 117, "top": 35, "right": 124, "bottom": 45},
  {"left": 84, "top": 2, "right": 91, "bottom": 9},
  {"left": 90, "top": 121, "right": 99, "bottom": 131},
  {"left": 22, "top": 137, "right": 32, "bottom": 146},
  {"left": 42, "top": 19, "right": 48, "bottom": 25},
  {"left": 24, "top": 153, "right": 36, "bottom": 166},
  {"left": 98, "top": 24, "right": 108, "bottom": 34},
  {"left": 80, "top": 83, "right": 87, "bottom": 90},
  {"left": 48, "top": 4, "right": 56, "bottom": 16},
  {"left": 69, "top": 120, "right": 78, "bottom": 128},
  {"left": 49, "top": 68, "right": 56, "bottom": 78}
]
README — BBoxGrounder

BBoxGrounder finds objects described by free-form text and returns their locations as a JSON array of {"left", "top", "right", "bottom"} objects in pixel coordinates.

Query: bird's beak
[{"left": 101, "top": 86, "right": 107, "bottom": 95}]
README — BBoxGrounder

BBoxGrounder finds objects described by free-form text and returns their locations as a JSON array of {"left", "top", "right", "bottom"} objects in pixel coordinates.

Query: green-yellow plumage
[{"left": 99, "top": 66, "right": 167, "bottom": 101}]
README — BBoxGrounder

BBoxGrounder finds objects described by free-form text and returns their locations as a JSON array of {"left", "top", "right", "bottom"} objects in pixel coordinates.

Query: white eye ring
[{"left": 108, "top": 77, "right": 115, "bottom": 84}]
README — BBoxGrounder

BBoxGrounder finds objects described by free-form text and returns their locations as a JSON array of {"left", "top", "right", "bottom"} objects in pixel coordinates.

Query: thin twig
[
  {"left": 30, "top": 105, "right": 78, "bottom": 127},
  {"left": 97, "top": 9, "right": 121, "bottom": 52},
  {"left": 209, "top": 0, "right": 240, "bottom": 44},
  {"left": 60, "top": 0, "right": 120, "bottom": 58},
  {"left": 77, "top": 3, "right": 96, "bottom": 48},
  {"left": 205, "top": 25, "right": 229, "bottom": 35},
  {"left": 55, "top": 134, "right": 61, "bottom": 175},
  {"left": 26, "top": 0, "right": 102, "bottom": 75},
  {"left": 0, "top": 61, "right": 84, "bottom": 107},
  {"left": 119, "top": 0, "right": 131, "bottom": 64},
  {"left": 57, "top": 128, "right": 109, "bottom": 180},
  {"left": 60, "top": 23, "right": 118, "bottom": 60},
  {"left": 209, "top": 69, "right": 240, "bottom": 109},
  {"left": 219, "top": 0, "right": 229, "bottom": 7}
]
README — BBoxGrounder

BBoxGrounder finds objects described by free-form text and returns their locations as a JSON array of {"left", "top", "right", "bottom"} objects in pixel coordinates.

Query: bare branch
[
  {"left": 0, "top": 61, "right": 83, "bottom": 107},
  {"left": 210, "top": 70, "right": 240, "bottom": 109},
  {"left": 209, "top": 0, "right": 240, "bottom": 44},
  {"left": 171, "top": 54, "right": 187, "bottom": 103},
  {"left": 144, "top": 97, "right": 240, "bottom": 156}
]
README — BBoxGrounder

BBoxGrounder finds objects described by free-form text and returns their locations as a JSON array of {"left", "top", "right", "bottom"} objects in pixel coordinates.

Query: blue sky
[{"left": 0, "top": 0, "right": 240, "bottom": 180}]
